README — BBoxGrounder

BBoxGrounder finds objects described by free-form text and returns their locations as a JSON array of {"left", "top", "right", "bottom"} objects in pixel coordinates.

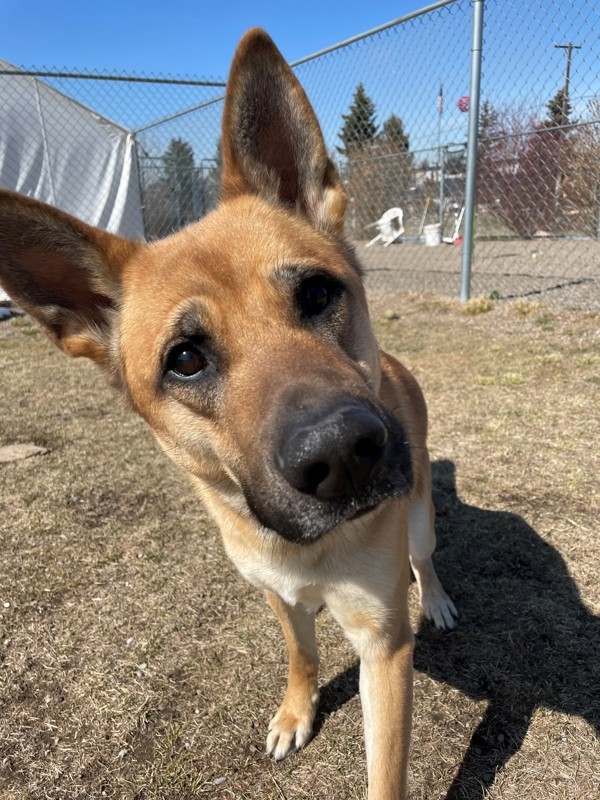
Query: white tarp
[{"left": 0, "top": 60, "right": 145, "bottom": 302}]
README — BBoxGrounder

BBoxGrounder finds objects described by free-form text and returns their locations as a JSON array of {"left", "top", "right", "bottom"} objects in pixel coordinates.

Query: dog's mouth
[
  {"left": 241, "top": 398, "right": 413, "bottom": 543},
  {"left": 245, "top": 463, "right": 410, "bottom": 544}
]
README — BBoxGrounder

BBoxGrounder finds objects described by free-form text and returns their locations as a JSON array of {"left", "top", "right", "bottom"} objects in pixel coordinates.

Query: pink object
[{"left": 457, "top": 95, "right": 470, "bottom": 112}]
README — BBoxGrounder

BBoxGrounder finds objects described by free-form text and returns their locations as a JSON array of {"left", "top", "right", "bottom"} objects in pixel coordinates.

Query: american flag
[{"left": 437, "top": 82, "right": 444, "bottom": 114}]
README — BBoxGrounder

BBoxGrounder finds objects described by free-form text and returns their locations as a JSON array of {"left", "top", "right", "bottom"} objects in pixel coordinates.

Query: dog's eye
[
  {"left": 167, "top": 342, "right": 206, "bottom": 377},
  {"left": 298, "top": 276, "right": 339, "bottom": 318}
]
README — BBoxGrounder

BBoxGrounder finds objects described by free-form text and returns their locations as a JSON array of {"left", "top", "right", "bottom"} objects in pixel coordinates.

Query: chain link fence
[
  {"left": 1, "top": 0, "right": 598, "bottom": 309},
  {"left": 0, "top": 61, "right": 226, "bottom": 250},
  {"left": 470, "top": 0, "right": 600, "bottom": 308}
]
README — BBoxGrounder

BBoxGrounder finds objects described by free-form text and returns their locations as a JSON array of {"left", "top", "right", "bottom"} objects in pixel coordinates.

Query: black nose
[{"left": 276, "top": 401, "right": 389, "bottom": 501}]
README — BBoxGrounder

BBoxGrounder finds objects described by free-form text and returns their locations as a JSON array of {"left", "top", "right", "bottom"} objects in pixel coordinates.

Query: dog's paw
[
  {"left": 421, "top": 586, "right": 459, "bottom": 631},
  {"left": 266, "top": 698, "right": 317, "bottom": 761}
]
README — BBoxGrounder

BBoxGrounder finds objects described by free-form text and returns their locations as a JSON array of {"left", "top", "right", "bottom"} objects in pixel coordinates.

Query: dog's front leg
[
  {"left": 326, "top": 504, "right": 414, "bottom": 799},
  {"left": 265, "top": 591, "right": 319, "bottom": 760},
  {"left": 329, "top": 598, "right": 414, "bottom": 800},
  {"left": 359, "top": 632, "right": 414, "bottom": 800}
]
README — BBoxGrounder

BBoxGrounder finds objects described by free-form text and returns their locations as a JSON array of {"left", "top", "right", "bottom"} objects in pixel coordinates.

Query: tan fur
[{"left": 0, "top": 29, "right": 457, "bottom": 799}]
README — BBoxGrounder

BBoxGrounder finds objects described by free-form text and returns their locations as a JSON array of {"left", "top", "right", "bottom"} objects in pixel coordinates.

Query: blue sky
[
  {"left": 2, "top": 1, "right": 597, "bottom": 163},
  {"left": 1, "top": 0, "right": 430, "bottom": 78}
]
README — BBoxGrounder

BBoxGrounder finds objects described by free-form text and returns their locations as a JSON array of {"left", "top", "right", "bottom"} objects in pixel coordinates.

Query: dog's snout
[{"left": 277, "top": 402, "right": 389, "bottom": 501}]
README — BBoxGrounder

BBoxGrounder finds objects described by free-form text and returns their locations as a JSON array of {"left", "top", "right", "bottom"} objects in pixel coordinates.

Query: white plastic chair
[{"left": 365, "top": 207, "right": 404, "bottom": 247}]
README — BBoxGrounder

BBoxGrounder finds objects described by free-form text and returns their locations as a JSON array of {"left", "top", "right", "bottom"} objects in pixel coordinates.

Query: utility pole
[
  {"left": 552, "top": 42, "right": 581, "bottom": 202},
  {"left": 554, "top": 42, "right": 581, "bottom": 124}
]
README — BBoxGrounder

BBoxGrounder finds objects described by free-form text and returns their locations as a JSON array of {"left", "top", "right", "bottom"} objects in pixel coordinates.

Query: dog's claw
[
  {"left": 266, "top": 704, "right": 316, "bottom": 761},
  {"left": 422, "top": 587, "right": 459, "bottom": 631},
  {"left": 412, "top": 556, "right": 459, "bottom": 631}
]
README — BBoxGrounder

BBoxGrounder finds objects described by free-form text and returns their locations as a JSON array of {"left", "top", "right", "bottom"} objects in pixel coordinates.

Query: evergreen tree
[
  {"left": 477, "top": 101, "right": 506, "bottom": 213},
  {"left": 478, "top": 100, "right": 505, "bottom": 180},
  {"left": 195, "top": 138, "right": 222, "bottom": 216},
  {"left": 381, "top": 114, "right": 409, "bottom": 152},
  {"left": 547, "top": 87, "right": 572, "bottom": 126},
  {"left": 478, "top": 100, "right": 504, "bottom": 145},
  {"left": 163, "top": 138, "right": 196, "bottom": 227},
  {"left": 337, "top": 83, "right": 378, "bottom": 155}
]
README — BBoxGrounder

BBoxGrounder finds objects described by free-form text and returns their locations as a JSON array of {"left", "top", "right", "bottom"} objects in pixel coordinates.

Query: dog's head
[{"left": 0, "top": 30, "right": 412, "bottom": 542}]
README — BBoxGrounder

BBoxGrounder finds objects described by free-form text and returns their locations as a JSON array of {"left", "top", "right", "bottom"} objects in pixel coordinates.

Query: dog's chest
[
  {"left": 202, "top": 485, "right": 343, "bottom": 609},
  {"left": 203, "top": 485, "right": 403, "bottom": 621},
  {"left": 225, "top": 537, "right": 334, "bottom": 612}
]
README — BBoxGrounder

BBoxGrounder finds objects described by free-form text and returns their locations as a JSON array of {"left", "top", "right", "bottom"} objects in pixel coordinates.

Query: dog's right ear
[
  {"left": 221, "top": 28, "right": 347, "bottom": 237},
  {"left": 0, "top": 190, "right": 140, "bottom": 373}
]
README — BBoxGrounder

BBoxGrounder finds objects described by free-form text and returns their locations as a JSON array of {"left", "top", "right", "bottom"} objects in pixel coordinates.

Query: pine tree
[
  {"left": 547, "top": 87, "right": 572, "bottom": 126},
  {"left": 163, "top": 138, "right": 196, "bottom": 227},
  {"left": 141, "top": 139, "right": 197, "bottom": 239},
  {"left": 477, "top": 101, "right": 506, "bottom": 213},
  {"left": 337, "top": 83, "right": 378, "bottom": 156},
  {"left": 478, "top": 100, "right": 504, "bottom": 144},
  {"left": 381, "top": 114, "right": 409, "bottom": 152}
]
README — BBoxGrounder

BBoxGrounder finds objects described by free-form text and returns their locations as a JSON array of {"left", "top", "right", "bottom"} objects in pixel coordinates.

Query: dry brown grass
[{"left": 0, "top": 296, "right": 598, "bottom": 799}]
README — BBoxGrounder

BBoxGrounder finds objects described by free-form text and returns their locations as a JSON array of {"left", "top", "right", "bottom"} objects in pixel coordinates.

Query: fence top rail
[
  {"left": 290, "top": 0, "right": 458, "bottom": 67},
  {"left": 133, "top": 1, "right": 460, "bottom": 135},
  {"left": 0, "top": 68, "right": 226, "bottom": 88},
  {"left": 134, "top": 93, "right": 226, "bottom": 135}
]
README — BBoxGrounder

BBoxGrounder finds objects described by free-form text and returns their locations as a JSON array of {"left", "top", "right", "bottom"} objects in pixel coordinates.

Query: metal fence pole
[
  {"left": 460, "top": 0, "right": 485, "bottom": 302},
  {"left": 439, "top": 145, "right": 446, "bottom": 232}
]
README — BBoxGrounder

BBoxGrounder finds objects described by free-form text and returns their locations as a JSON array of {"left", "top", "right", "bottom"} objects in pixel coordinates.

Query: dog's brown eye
[
  {"left": 298, "top": 276, "right": 340, "bottom": 318},
  {"left": 167, "top": 342, "right": 206, "bottom": 377}
]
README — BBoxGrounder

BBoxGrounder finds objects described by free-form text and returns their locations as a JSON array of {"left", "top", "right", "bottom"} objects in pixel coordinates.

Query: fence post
[
  {"left": 439, "top": 145, "right": 446, "bottom": 233},
  {"left": 460, "top": 0, "right": 485, "bottom": 302}
]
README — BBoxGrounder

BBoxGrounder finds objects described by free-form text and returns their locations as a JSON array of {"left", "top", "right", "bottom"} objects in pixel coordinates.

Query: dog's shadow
[{"left": 315, "top": 459, "right": 599, "bottom": 799}]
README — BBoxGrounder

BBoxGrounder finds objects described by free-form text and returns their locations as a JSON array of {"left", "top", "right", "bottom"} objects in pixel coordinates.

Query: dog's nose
[{"left": 276, "top": 402, "right": 389, "bottom": 501}]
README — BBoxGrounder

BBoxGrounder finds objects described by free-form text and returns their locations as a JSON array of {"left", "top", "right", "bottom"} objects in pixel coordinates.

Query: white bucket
[{"left": 423, "top": 223, "right": 442, "bottom": 246}]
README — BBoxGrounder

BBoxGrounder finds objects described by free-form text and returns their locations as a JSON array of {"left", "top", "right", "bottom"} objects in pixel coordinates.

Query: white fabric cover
[{"left": 0, "top": 60, "right": 146, "bottom": 302}]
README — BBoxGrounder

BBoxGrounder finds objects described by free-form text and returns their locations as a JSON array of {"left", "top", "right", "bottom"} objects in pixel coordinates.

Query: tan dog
[{"left": 0, "top": 29, "right": 457, "bottom": 799}]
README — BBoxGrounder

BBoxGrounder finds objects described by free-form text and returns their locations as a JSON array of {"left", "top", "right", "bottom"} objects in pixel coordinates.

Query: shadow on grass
[{"left": 315, "top": 459, "right": 599, "bottom": 798}]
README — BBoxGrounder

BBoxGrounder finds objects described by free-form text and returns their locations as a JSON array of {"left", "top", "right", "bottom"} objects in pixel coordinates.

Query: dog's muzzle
[{"left": 243, "top": 396, "right": 413, "bottom": 542}]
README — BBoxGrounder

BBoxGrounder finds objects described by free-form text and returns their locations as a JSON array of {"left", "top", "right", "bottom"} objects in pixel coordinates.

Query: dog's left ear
[{"left": 221, "top": 28, "right": 347, "bottom": 237}]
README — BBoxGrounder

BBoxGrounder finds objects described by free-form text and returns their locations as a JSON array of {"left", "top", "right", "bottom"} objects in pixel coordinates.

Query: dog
[{"left": 0, "top": 29, "right": 457, "bottom": 799}]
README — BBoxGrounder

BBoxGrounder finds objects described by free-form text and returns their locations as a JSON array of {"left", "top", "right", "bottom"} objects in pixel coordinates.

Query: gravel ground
[{"left": 358, "top": 237, "right": 600, "bottom": 311}]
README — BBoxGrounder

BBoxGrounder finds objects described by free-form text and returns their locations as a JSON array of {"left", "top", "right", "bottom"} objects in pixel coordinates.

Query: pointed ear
[
  {"left": 221, "top": 28, "right": 347, "bottom": 237},
  {"left": 0, "top": 190, "right": 140, "bottom": 372}
]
